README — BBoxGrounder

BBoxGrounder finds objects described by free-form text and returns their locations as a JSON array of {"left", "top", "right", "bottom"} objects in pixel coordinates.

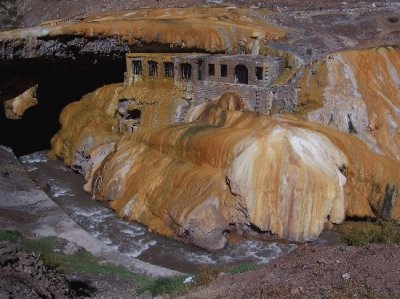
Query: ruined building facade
[{"left": 124, "top": 53, "right": 286, "bottom": 120}]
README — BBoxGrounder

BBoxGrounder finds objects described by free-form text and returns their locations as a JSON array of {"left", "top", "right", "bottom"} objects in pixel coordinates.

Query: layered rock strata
[{"left": 299, "top": 46, "right": 400, "bottom": 162}]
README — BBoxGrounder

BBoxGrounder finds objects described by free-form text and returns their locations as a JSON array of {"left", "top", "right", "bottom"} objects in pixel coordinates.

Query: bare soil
[
  {"left": 0, "top": 240, "right": 140, "bottom": 299},
  {"left": 0, "top": 241, "right": 70, "bottom": 298},
  {"left": 185, "top": 243, "right": 400, "bottom": 298}
]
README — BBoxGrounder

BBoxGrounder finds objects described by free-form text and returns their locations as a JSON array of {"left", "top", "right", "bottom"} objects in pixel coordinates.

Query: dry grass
[{"left": 339, "top": 221, "right": 400, "bottom": 246}]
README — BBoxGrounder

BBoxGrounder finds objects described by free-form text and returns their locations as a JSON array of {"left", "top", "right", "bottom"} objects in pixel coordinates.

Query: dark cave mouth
[
  {"left": 0, "top": 57, "right": 126, "bottom": 156},
  {"left": 0, "top": 36, "right": 215, "bottom": 156}
]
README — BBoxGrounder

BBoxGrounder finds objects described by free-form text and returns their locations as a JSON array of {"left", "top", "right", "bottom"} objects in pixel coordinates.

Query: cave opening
[
  {"left": 0, "top": 58, "right": 125, "bottom": 156},
  {"left": 127, "top": 109, "right": 141, "bottom": 120}
]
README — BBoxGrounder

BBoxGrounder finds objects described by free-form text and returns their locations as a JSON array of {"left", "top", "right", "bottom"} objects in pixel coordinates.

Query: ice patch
[
  {"left": 124, "top": 240, "right": 157, "bottom": 257},
  {"left": 0, "top": 145, "right": 13, "bottom": 154},
  {"left": 125, "top": 250, "right": 145, "bottom": 258},
  {"left": 101, "top": 237, "right": 114, "bottom": 245},
  {"left": 50, "top": 185, "right": 74, "bottom": 197},
  {"left": 183, "top": 276, "right": 194, "bottom": 284},
  {"left": 218, "top": 241, "right": 295, "bottom": 265},
  {"left": 180, "top": 250, "right": 217, "bottom": 265},
  {"left": 26, "top": 166, "right": 38, "bottom": 172},
  {"left": 55, "top": 164, "right": 71, "bottom": 172},
  {"left": 20, "top": 152, "right": 48, "bottom": 164},
  {"left": 90, "top": 231, "right": 100, "bottom": 238},
  {"left": 121, "top": 228, "right": 146, "bottom": 237},
  {"left": 74, "top": 209, "right": 106, "bottom": 218}
]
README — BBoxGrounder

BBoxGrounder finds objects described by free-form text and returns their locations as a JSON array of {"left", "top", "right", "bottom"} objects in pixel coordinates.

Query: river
[{"left": 21, "top": 151, "right": 296, "bottom": 273}]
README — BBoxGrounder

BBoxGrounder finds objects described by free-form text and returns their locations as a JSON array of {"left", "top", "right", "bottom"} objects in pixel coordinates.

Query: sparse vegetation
[
  {"left": 0, "top": 230, "right": 144, "bottom": 280},
  {"left": 0, "top": 230, "right": 187, "bottom": 296},
  {"left": 339, "top": 221, "right": 400, "bottom": 246},
  {"left": 194, "top": 265, "right": 226, "bottom": 287},
  {"left": 0, "top": 230, "right": 264, "bottom": 296},
  {"left": 137, "top": 276, "right": 189, "bottom": 296},
  {"left": 228, "top": 263, "right": 259, "bottom": 275}
]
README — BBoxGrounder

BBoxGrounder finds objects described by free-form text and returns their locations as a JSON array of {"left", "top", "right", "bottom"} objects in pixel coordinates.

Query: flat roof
[
  {"left": 126, "top": 53, "right": 284, "bottom": 62},
  {"left": 126, "top": 53, "right": 209, "bottom": 58}
]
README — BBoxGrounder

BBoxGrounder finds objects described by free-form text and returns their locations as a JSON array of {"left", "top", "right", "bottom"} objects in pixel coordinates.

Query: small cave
[
  {"left": 127, "top": 108, "right": 142, "bottom": 120},
  {"left": 388, "top": 16, "right": 399, "bottom": 23},
  {"left": 67, "top": 279, "right": 97, "bottom": 297},
  {"left": 0, "top": 58, "right": 125, "bottom": 156},
  {"left": 117, "top": 99, "right": 142, "bottom": 133}
]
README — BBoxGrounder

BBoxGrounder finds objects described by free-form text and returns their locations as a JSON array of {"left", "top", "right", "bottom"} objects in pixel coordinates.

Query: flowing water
[{"left": 21, "top": 151, "right": 296, "bottom": 273}]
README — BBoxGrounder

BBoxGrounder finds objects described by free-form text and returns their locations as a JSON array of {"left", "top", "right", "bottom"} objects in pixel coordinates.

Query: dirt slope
[{"left": 185, "top": 243, "right": 400, "bottom": 298}]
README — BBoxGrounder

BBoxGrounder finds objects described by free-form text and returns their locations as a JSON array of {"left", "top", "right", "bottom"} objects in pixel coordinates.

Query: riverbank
[
  {"left": 2, "top": 145, "right": 400, "bottom": 298},
  {"left": 0, "top": 145, "right": 182, "bottom": 278},
  {"left": 19, "top": 150, "right": 296, "bottom": 273}
]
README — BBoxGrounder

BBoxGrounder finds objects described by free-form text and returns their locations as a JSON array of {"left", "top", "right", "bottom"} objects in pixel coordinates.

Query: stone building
[{"left": 124, "top": 52, "right": 286, "bottom": 116}]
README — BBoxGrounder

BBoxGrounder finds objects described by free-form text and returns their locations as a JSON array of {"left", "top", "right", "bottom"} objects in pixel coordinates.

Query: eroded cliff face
[
  {"left": 52, "top": 88, "right": 400, "bottom": 250},
  {"left": 0, "top": 7, "right": 285, "bottom": 60},
  {"left": 300, "top": 46, "right": 400, "bottom": 162},
  {"left": 51, "top": 78, "right": 188, "bottom": 173}
]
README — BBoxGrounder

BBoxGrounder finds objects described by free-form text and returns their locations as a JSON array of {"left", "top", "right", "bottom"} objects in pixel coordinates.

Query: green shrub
[
  {"left": 0, "top": 230, "right": 23, "bottom": 242},
  {"left": 228, "top": 263, "right": 259, "bottom": 275},
  {"left": 380, "top": 221, "right": 400, "bottom": 244},
  {"left": 137, "top": 276, "right": 188, "bottom": 296},
  {"left": 339, "top": 221, "right": 400, "bottom": 246},
  {"left": 194, "top": 265, "right": 227, "bottom": 287}
]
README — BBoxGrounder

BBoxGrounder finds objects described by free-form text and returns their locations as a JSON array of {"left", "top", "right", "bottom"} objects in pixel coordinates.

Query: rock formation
[
  {"left": 300, "top": 47, "right": 400, "bottom": 162},
  {"left": 0, "top": 7, "right": 285, "bottom": 61},
  {"left": 52, "top": 89, "right": 400, "bottom": 250},
  {"left": 1, "top": 6, "right": 400, "bottom": 250},
  {"left": 4, "top": 84, "right": 38, "bottom": 119}
]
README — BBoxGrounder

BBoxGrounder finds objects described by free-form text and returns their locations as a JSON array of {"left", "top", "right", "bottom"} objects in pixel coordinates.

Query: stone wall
[
  {"left": 125, "top": 53, "right": 292, "bottom": 117},
  {"left": 194, "top": 81, "right": 271, "bottom": 114},
  {"left": 199, "top": 55, "right": 286, "bottom": 88}
]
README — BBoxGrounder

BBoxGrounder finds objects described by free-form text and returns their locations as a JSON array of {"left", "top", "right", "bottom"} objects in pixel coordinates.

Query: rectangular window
[
  {"left": 220, "top": 64, "right": 227, "bottom": 77},
  {"left": 256, "top": 67, "right": 263, "bottom": 80},
  {"left": 132, "top": 60, "right": 142, "bottom": 75},
  {"left": 181, "top": 63, "right": 192, "bottom": 79},
  {"left": 148, "top": 61, "right": 158, "bottom": 77},
  {"left": 164, "top": 62, "right": 174, "bottom": 77},
  {"left": 197, "top": 60, "right": 203, "bottom": 80},
  {"left": 208, "top": 64, "right": 215, "bottom": 76}
]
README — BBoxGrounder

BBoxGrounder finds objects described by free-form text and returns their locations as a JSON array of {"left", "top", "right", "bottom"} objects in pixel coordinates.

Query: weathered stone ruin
[{"left": 125, "top": 53, "right": 286, "bottom": 116}]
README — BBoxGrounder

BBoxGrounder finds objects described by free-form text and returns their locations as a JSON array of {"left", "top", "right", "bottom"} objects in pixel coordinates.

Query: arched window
[{"left": 234, "top": 64, "right": 248, "bottom": 84}]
